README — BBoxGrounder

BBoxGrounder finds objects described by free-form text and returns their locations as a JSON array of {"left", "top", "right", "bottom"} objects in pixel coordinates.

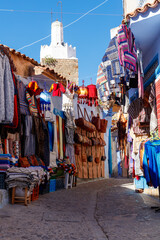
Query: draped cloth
[
  {"left": 117, "top": 24, "right": 137, "bottom": 72},
  {"left": 56, "top": 116, "right": 60, "bottom": 159}
]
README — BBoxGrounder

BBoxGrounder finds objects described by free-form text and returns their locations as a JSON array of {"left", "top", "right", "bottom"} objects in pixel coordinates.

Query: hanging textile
[
  {"left": 59, "top": 117, "right": 63, "bottom": 159},
  {"left": 50, "top": 83, "right": 66, "bottom": 97},
  {"left": 47, "top": 121, "right": 54, "bottom": 152},
  {"left": 108, "top": 128, "right": 112, "bottom": 175},
  {"left": 56, "top": 116, "right": 60, "bottom": 159},
  {"left": 24, "top": 115, "right": 35, "bottom": 157},
  {"left": 16, "top": 76, "right": 30, "bottom": 115},
  {"left": 40, "top": 90, "right": 51, "bottom": 112},
  {"left": 149, "top": 83, "right": 158, "bottom": 133},
  {"left": 65, "top": 144, "right": 75, "bottom": 165},
  {"left": 117, "top": 24, "right": 137, "bottom": 72},
  {"left": 102, "top": 36, "right": 124, "bottom": 78},
  {"left": 33, "top": 116, "right": 50, "bottom": 166},
  {"left": 96, "top": 62, "right": 110, "bottom": 104},
  {"left": 26, "top": 81, "right": 43, "bottom": 115},
  {"left": 5, "top": 71, "right": 19, "bottom": 130},
  {"left": 26, "top": 91, "right": 39, "bottom": 117},
  {"left": 143, "top": 139, "right": 160, "bottom": 188},
  {"left": 0, "top": 52, "right": 14, "bottom": 123},
  {"left": 137, "top": 49, "right": 144, "bottom": 98}
]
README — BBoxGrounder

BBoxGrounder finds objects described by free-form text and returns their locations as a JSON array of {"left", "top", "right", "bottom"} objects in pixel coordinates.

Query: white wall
[
  {"left": 40, "top": 43, "right": 76, "bottom": 61},
  {"left": 123, "top": 0, "right": 155, "bottom": 16}
]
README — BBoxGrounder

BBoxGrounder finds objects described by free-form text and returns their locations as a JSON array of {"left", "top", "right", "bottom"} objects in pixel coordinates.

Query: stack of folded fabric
[
  {"left": 0, "top": 154, "right": 12, "bottom": 172},
  {"left": 5, "top": 166, "right": 46, "bottom": 191}
]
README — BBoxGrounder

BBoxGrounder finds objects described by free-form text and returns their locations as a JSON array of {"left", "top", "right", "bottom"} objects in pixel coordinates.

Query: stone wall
[{"left": 42, "top": 58, "right": 79, "bottom": 85}]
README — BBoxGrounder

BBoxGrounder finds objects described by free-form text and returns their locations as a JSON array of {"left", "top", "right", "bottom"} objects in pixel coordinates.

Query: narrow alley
[{"left": 1, "top": 178, "right": 160, "bottom": 240}]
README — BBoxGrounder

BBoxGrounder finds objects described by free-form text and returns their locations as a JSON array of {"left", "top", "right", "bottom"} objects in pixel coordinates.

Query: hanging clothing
[
  {"left": 5, "top": 71, "right": 19, "bottom": 130},
  {"left": 26, "top": 90, "right": 39, "bottom": 117},
  {"left": 0, "top": 52, "right": 14, "bottom": 123},
  {"left": 40, "top": 90, "right": 51, "bottom": 112},
  {"left": 16, "top": 76, "right": 30, "bottom": 115},
  {"left": 59, "top": 117, "right": 63, "bottom": 159},
  {"left": 26, "top": 81, "right": 43, "bottom": 115},
  {"left": 24, "top": 115, "right": 35, "bottom": 157},
  {"left": 56, "top": 115, "right": 65, "bottom": 160},
  {"left": 149, "top": 83, "right": 158, "bottom": 133},
  {"left": 117, "top": 24, "right": 137, "bottom": 72},
  {"left": 143, "top": 140, "right": 160, "bottom": 188},
  {"left": 64, "top": 109, "right": 76, "bottom": 145},
  {"left": 47, "top": 121, "right": 54, "bottom": 152},
  {"left": 33, "top": 116, "right": 50, "bottom": 166},
  {"left": 108, "top": 128, "right": 112, "bottom": 175},
  {"left": 50, "top": 83, "right": 65, "bottom": 97},
  {"left": 53, "top": 108, "right": 66, "bottom": 119},
  {"left": 65, "top": 144, "right": 75, "bottom": 165},
  {"left": 41, "top": 119, "right": 50, "bottom": 166},
  {"left": 137, "top": 49, "right": 144, "bottom": 98}
]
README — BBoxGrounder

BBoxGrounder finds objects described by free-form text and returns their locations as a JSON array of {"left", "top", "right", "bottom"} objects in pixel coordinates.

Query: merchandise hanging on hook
[
  {"left": 87, "top": 78, "right": 98, "bottom": 107},
  {"left": 77, "top": 80, "right": 88, "bottom": 104}
]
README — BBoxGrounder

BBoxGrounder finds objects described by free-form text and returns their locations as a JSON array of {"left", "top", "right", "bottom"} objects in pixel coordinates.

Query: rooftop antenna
[{"left": 57, "top": 1, "right": 62, "bottom": 24}]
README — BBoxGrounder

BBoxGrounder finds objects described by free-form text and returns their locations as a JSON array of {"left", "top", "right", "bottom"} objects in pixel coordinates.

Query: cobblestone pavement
[{"left": 0, "top": 178, "right": 160, "bottom": 240}]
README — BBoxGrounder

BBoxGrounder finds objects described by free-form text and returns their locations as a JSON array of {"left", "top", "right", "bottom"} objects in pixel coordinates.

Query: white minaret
[
  {"left": 40, "top": 20, "right": 76, "bottom": 62},
  {"left": 51, "top": 20, "right": 63, "bottom": 46}
]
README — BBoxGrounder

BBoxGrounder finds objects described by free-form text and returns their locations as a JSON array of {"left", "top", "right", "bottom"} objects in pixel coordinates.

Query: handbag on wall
[
  {"left": 99, "top": 137, "right": 106, "bottom": 146},
  {"left": 91, "top": 137, "right": 100, "bottom": 146},
  {"left": 75, "top": 145, "right": 80, "bottom": 155},
  {"left": 91, "top": 112, "right": 101, "bottom": 131},
  {"left": 100, "top": 119, "right": 108, "bottom": 133},
  {"left": 74, "top": 133, "right": 92, "bottom": 146},
  {"left": 75, "top": 105, "right": 96, "bottom": 133},
  {"left": 95, "top": 157, "right": 100, "bottom": 164},
  {"left": 82, "top": 153, "right": 87, "bottom": 162}
]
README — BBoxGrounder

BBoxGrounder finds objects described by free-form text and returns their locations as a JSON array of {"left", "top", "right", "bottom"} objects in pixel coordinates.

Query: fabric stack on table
[
  {"left": 5, "top": 166, "right": 46, "bottom": 192},
  {"left": 0, "top": 154, "right": 12, "bottom": 172}
]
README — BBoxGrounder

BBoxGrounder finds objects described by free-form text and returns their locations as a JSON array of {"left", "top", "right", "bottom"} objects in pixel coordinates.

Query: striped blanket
[
  {"left": 96, "top": 62, "right": 110, "bottom": 102},
  {"left": 102, "top": 37, "right": 124, "bottom": 78},
  {"left": 117, "top": 24, "right": 137, "bottom": 72}
]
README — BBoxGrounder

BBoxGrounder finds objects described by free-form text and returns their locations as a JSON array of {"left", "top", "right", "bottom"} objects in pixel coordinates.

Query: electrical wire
[
  {"left": 17, "top": 34, "right": 51, "bottom": 51},
  {"left": 64, "top": 0, "right": 109, "bottom": 29},
  {"left": 17, "top": 0, "right": 110, "bottom": 51},
  {"left": 0, "top": 9, "right": 122, "bottom": 16}
]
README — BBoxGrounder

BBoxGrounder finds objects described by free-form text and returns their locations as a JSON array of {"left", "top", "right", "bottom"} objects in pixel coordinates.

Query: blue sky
[{"left": 0, "top": 0, "right": 123, "bottom": 85}]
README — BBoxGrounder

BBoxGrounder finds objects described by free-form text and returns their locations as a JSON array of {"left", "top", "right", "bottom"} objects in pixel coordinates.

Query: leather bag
[
  {"left": 74, "top": 133, "right": 83, "bottom": 144},
  {"left": 99, "top": 119, "right": 108, "bottom": 133},
  {"left": 95, "top": 157, "right": 100, "bottom": 164},
  {"left": 75, "top": 145, "right": 80, "bottom": 155},
  {"left": 91, "top": 112, "right": 101, "bottom": 131},
  {"left": 82, "top": 154, "right": 87, "bottom": 162},
  {"left": 74, "top": 133, "right": 92, "bottom": 146},
  {"left": 75, "top": 105, "right": 96, "bottom": 133},
  {"left": 91, "top": 137, "right": 100, "bottom": 146},
  {"left": 99, "top": 137, "right": 106, "bottom": 146}
]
